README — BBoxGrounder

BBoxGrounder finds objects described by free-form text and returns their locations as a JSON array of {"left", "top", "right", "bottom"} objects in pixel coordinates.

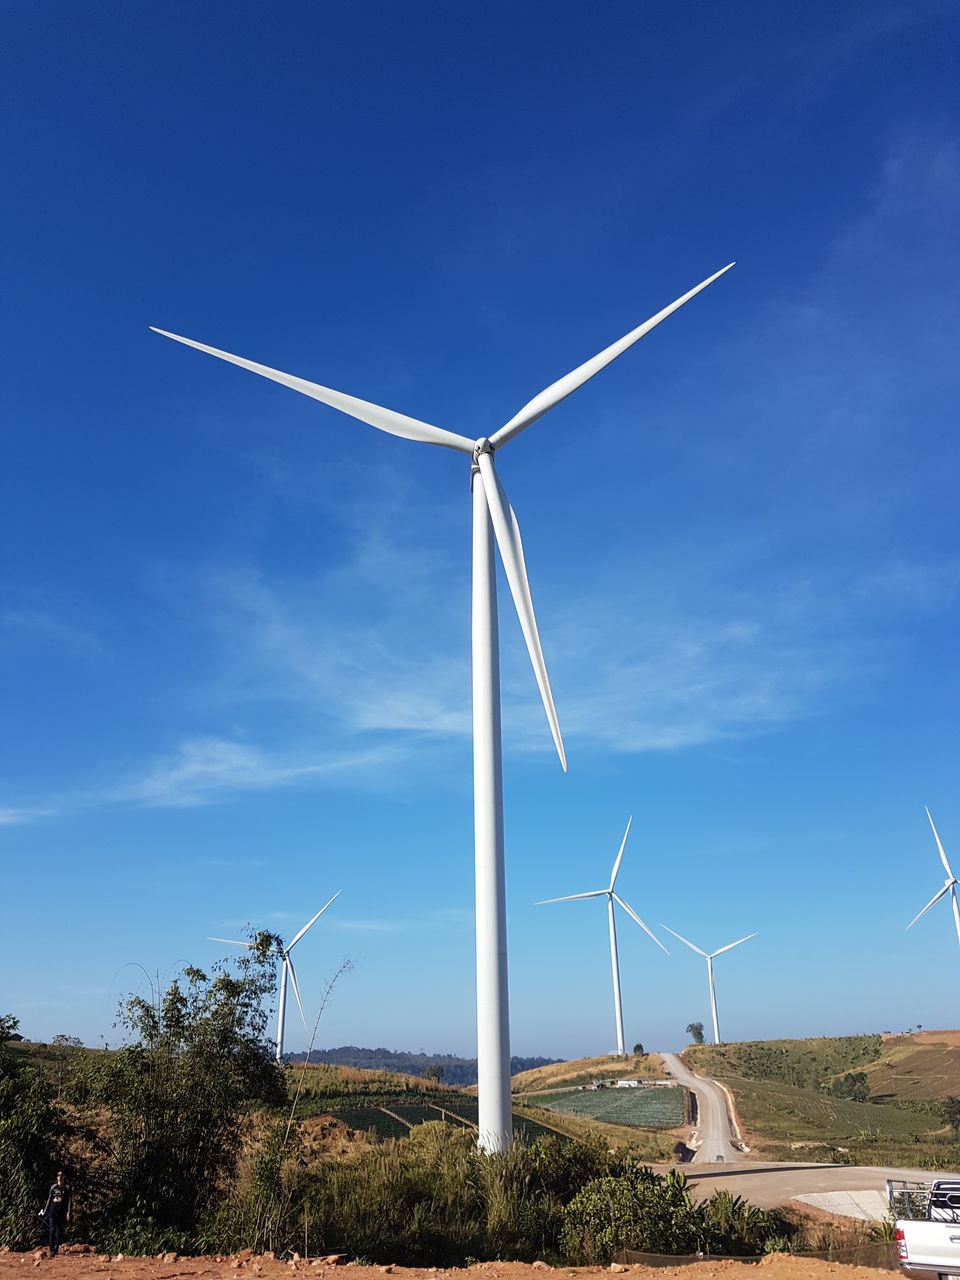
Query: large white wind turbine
[
  {"left": 906, "top": 808, "right": 960, "bottom": 951},
  {"left": 154, "top": 261, "right": 734, "bottom": 1149},
  {"left": 537, "top": 816, "right": 668, "bottom": 1056},
  {"left": 210, "top": 891, "right": 340, "bottom": 1061},
  {"left": 662, "top": 925, "right": 755, "bottom": 1045}
]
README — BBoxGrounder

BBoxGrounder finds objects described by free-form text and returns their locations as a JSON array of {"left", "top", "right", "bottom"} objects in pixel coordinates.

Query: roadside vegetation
[{"left": 685, "top": 1034, "right": 960, "bottom": 1168}]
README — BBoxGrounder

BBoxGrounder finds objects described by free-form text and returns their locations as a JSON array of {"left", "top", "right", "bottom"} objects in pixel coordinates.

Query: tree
[
  {"left": 92, "top": 936, "right": 286, "bottom": 1249},
  {"left": 423, "top": 1064, "right": 444, "bottom": 1083},
  {"left": 633, "top": 1043, "right": 644, "bottom": 1057},
  {"left": 944, "top": 1097, "right": 960, "bottom": 1139},
  {"left": 0, "top": 1014, "right": 57, "bottom": 1249},
  {"left": 50, "top": 1034, "right": 84, "bottom": 1101},
  {"left": 686, "top": 1022, "right": 705, "bottom": 1045}
]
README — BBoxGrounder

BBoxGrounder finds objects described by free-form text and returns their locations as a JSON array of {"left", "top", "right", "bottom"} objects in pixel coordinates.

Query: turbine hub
[{"left": 473, "top": 437, "right": 494, "bottom": 462}]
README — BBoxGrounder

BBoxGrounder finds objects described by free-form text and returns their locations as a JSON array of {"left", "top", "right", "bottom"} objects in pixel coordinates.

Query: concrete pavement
[{"left": 661, "top": 1051, "right": 739, "bottom": 1163}]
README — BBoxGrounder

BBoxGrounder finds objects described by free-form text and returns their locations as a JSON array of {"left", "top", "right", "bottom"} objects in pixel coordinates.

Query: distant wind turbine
[
  {"left": 155, "top": 261, "right": 734, "bottom": 1149},
  {"left": 538, "top": 816, "right": 668, "bottom": 1056},
  {"left": 211, "top": 890, "right": 340, "bottom": 1061},
  {"left": 661, "top": 925, "right": 755, "bottom": 1045},
  {"left": 906, "top": 808, "right": 960, "bottom": 950}
]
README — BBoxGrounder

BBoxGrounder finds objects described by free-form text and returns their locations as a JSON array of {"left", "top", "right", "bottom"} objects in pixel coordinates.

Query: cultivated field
[
  {"left": 527, "top": 1084, "right": 685, "bottom": 1128},
  {"left": 289, "top": 1063, "right": 562, "bottom": 1144}
]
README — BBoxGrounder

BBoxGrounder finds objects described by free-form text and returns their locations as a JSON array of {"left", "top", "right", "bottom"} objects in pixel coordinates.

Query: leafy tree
[
  {"left": 686, "top": 1022, "right": 705, "bottom": 1045},
  {"left": 943, "top": 1097, "right": 960, "bottom": 1138},
  {"left": 51, "top": 1034, "right": 84, "bottom": 1101},
  {"left": 0, "top": 1014, "right": 57, "bottom": 1249},
  {"left": 91, "top": 937, "right": 286, "bottom": 1251},
  {"left": 829, "top": 1071, "right": 869, "bottom": 1102},
  {"left": 423, "top": 1064, "right": 444, "bottom": 1083}
]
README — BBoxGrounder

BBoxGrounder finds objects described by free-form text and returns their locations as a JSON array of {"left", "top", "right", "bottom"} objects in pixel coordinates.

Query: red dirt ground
[{"left": 0, "top": 1250, "right": 897, "bottom": 1280}]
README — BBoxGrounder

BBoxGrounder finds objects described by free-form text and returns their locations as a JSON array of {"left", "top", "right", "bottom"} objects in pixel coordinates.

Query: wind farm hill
[
  {"left": 511, "top": 1051, "right": 667, "bottom": 1092},
  {"left": 684, "top": 1030, "right": 960, "bottom": 1169}
]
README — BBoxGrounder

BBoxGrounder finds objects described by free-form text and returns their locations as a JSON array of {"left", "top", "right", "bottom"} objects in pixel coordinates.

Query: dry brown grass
[
  {"left": 511, "top": 1053, "right": 665, "bottom": 1094},
  {"left": 865, "top": 1033, "right": 960, "bottom": 1102},
  {"left": 881, "top": 1029, "right": 960, "bottom": 1046},
  {"left": 287, "top": 1062, "right": 440, "bottom": 1091}
]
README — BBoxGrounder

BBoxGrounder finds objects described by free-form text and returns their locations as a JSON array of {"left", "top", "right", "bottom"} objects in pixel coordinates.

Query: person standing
[{"left": 39, "top": 1169, "right": 72, "bottom": 1256}]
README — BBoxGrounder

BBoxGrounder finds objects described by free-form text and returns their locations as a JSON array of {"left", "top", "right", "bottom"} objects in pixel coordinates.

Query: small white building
[{"left": 615, "top": 1079, "right": 639, "bottom": 1088}]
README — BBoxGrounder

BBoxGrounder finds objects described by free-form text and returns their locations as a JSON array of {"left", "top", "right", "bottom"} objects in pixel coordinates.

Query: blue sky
[{"left": 2, "top": 1, "right": 958, "bottom": 1058}]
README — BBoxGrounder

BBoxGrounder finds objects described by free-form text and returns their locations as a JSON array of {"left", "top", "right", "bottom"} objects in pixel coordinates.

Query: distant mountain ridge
[{"left": 285, "top": 1045, "right": 563, "bottom": 1085}]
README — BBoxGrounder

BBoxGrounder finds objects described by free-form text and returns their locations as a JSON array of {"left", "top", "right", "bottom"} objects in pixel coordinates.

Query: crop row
[{"left": 535, "top": 1086, "right": 685, "bottom": 1127}]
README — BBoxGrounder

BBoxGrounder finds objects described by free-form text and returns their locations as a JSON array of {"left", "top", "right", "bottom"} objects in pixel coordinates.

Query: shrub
[
  {"left": 0, "top": 1015, "right": 58, "bottom": 1249},
  {"left": 89, "top": 942, "right": 286, "bottom": 1250}
]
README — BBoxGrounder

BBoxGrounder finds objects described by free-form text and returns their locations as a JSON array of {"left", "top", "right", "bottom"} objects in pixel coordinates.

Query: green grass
[
  {"left": 713, "top": 1074, "right": 939, "bottom": 1144},
  {"left": 530, "top": 1085, "right": 685, "bottom": 1128},
  {"left": 678, "top": 1033, "right": 960, "bottom": 1168},
  {"left": 686, "top": 1035, "right": 883, "bottom": 1091}
]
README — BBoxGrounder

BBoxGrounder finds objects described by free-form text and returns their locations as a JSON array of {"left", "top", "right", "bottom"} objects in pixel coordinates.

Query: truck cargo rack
[{"left": 888, "top": 1179, "right": 960, "bottom": 1223}]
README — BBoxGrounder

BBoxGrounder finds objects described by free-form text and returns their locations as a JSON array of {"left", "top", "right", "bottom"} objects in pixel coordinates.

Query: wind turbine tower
[
  {"left": 156, "top": 263, "right": 733, "bottom": 1149},
  {"left": 538, "top": 816, "right": 668, "bottom": 1056},
  {"left": 211, "top": 891, "right": 340, "bottom": 1061},
  {"left": 906, "top": 808, "right": 960, "bottom": 951},
  {"left": 662, "top": 925, "right": 755, "bottom": 1045}
]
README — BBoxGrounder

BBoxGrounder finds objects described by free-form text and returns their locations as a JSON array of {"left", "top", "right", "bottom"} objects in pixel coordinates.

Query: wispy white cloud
[
  {"left": 1, "top": 607, "right": 102, "bottom": 656},
  {"left": 106, "top": 735, "right": 409, "bottom": 809},
  {"left": 0, "top": 805, "right": 57, "bottom": 825},
  {"left": 198, "top": 563, "right": 471, "bottom": 737}
]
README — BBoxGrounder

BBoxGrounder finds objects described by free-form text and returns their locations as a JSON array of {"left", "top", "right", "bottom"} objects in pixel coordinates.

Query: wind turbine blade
[
  {"left": 609, "top": 816, "right": 633, "bottom": 891},
  {"left": 660, "top": 924, "right": 707, "bottom": 957},
  {"left": 208, "top": 937, "right": 255, "bottom": 948},
  {"left": 150, "top": 328, "right": 476, "bottom": 455},
  {"left": 926, "top": 807, "right": 955, "bottom": 880},
  {"left": 536, "top": 890, "right": 607, "bottom": 904},
  {"left": 906, "top": 883, "right": 951, "bottom": 929},
  {"left": 288, "top": 890, "right": 342, "bottom": 951},
  {"left": 476, "top": 451, "right": 565, "bottom": 770},
  {"left": 286, "top": 957, "right": 307, "bottom": 1030},
  {"left": 613, "top": 895, "right": 669, "bottom": 953},
  {"left": 712, "top": 932, "right": 757, "bottom": 957},
  {"left": 489, "top": 263, "right": 735, "bottom": 450}
]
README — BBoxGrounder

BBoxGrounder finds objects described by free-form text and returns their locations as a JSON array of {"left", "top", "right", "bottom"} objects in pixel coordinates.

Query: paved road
[
  {"left": 659, "top": 1052, "right": 954, "bottom": 1214},
  {"left": 661, "top": 1051, "right": 738, "bottom": 1163},
  {"left": 679, "top": 1161, "right": 942, "bottom": 1213}
]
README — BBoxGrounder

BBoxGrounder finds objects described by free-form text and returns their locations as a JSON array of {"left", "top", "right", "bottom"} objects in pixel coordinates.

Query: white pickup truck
[{"left": 888, "top": 1179, "right": 960, "bottom": 1279}]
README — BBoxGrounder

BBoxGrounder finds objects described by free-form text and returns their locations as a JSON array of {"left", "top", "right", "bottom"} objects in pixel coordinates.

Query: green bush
[
  {"left": 87, "top": 942, "right": 286, "bottom": 1250},
  {"left": 562, "top": 1167, "right": 700, "bottom": 1262},
  {"left": 0, "top": 1015, "right": 58, "bottom": 1250},
  {"left": 561, "top": 1166, "right": 791, "bottom": 1264}
]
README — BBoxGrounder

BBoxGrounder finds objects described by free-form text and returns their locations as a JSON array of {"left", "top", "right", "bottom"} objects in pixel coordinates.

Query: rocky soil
[{"left": 0, "top": 1247, "right": 896, "bottom": 1280}]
